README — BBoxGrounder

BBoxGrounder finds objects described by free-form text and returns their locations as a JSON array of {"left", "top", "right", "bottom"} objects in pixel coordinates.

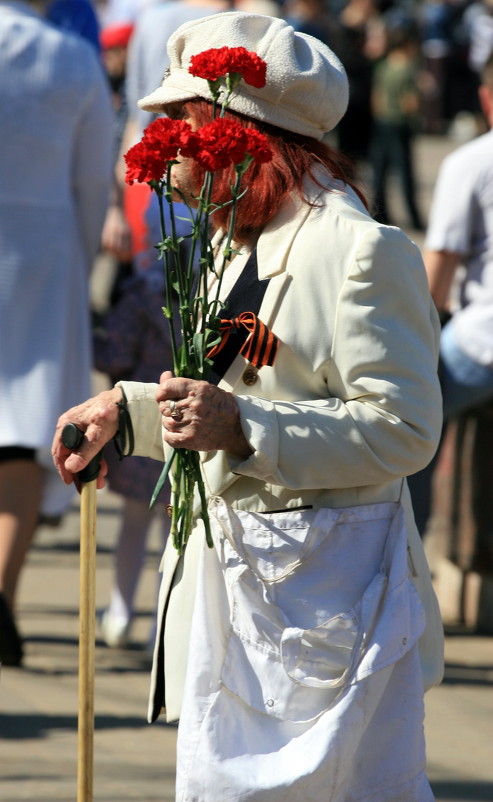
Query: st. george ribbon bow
[{"left": 207, "top": 311, "right": 279, "bottom": 369}]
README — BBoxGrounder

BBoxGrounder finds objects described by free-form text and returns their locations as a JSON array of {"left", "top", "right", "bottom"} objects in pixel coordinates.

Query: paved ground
[
  {"left": 1, "top": 133, "right": 493, "bottom": 801},
  {"left": 1, "top": 490, "right": 177, "bottom": 802}
]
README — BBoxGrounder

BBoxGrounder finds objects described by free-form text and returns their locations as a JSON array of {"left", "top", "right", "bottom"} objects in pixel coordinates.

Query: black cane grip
[
  {"left": 61, "top": 422, "right": 84, "bottom": 450},
  {"left": 61, "top": 423, "right": 103, "bottom": 484}
]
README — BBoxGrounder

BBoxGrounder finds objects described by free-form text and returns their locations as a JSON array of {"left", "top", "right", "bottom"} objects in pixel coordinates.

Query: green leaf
[
  {"left": 205, "top": 330, "right": 222, "bottom": 351},
  {"left": 149, "top": 448, "right": 177, "bottom": 509},
  {"left": 192, "top": 331, "right": 205, "bottom": 356}
]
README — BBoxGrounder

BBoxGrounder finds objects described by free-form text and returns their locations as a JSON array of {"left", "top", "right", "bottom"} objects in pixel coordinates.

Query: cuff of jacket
[
  {"left": 227, "top": 395, "right": 280, "bottom": 480},
  {"left": 114, "top": 381, "right": 164, "bottom": 461}
]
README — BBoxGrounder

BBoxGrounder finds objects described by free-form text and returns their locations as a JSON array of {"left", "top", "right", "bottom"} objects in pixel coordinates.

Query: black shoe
[{"left": 0, "top": 593, "right": 23, "bottom": 667}]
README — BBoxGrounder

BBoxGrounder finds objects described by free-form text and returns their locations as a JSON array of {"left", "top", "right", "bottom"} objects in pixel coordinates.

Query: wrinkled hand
[
  {"left": 156, "top": 371, "right": 252, "bottom": 459},
  {"left": 52, "top": 387, "right": 123, "bottom": 489}
]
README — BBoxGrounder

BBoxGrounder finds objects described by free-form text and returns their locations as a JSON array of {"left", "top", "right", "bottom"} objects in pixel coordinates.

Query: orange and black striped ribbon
[{"left": 207, "top": 311, "right": 279, "bottom": 369}]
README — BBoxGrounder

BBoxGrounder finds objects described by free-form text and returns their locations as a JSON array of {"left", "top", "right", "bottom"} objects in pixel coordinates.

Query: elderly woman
[{"left": 52, "top": 12, "right": 443, "bottom": 801}]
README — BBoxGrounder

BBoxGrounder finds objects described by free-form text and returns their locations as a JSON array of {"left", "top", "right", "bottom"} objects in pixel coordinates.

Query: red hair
[{"left": 183, "top": 98, "right": 367, "bottom": 244}]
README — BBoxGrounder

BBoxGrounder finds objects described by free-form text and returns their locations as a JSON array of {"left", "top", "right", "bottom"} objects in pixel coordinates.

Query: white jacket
[{"left": 119, "top": 175, "right": 444, "bottom": 726}]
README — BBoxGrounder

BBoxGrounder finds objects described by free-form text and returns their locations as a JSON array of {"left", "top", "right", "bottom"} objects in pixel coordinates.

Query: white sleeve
[
  {"left": 125, "top": 13, "right": 151, "bottom": 129},
  {"left": 424, "top": 148, "right": 475, "bottom": 255},
  {"left": 230, "top": 228, "right": 443, "bottom": 490}
]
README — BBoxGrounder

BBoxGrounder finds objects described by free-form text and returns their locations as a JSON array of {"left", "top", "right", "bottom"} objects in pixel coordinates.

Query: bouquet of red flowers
[{"left": 124, "top": 47, "right": 272, "bottom": 553}]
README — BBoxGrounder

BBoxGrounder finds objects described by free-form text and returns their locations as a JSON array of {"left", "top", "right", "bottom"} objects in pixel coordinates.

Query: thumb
[
  {"left": 159, "top": 370, "right": 174, "bottom": 384},
  {"left": 63, "top": 423, "right": 106, "bottom": 476}
]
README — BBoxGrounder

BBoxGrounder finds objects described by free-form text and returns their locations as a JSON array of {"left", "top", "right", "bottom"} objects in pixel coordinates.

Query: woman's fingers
[
  {"left": 156, "top": 376, "right": 251, "bottom": 457},
  {"left": 52, "top": 388, "right": 122, "bottom": 485}
]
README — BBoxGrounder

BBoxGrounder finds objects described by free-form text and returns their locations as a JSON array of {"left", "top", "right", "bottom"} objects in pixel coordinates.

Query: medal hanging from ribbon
[{"left": 207, "top": 311, "right": 279, "bottom": 369}]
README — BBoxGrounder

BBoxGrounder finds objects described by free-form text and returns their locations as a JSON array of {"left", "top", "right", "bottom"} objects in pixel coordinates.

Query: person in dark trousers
[{"left": 369, "top": 17, "right": 425, "bottom": 230}]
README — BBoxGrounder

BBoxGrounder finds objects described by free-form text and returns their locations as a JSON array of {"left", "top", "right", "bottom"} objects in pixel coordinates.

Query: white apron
[{"left": 175, "top": 497, "right": 435, "bottom": 802}]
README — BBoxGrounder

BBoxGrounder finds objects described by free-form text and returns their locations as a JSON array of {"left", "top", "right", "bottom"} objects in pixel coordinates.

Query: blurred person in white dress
[{"left": 0, "top": 0, "right": 113, "bottom": 666}]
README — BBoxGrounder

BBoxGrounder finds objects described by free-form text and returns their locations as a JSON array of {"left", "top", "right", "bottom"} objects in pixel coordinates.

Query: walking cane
[{"left": 62, "top": 423, "right": 103, "bottom": 802}]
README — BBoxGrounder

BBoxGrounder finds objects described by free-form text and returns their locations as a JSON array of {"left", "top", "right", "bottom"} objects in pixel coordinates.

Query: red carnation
[
  {"left": 142, "top": 118, "right": 198, "bottom": 159},
  {"left": 245, "top": 129, "right": 273, "bottom": 165},
  {"left": 124, "top": 141, "right": 164, "bottom": 184},
  {"left": 189, "top": 48, "right": 227, "bottom": 81},
  {"left": 227, "top": 47, "right": 267, "bottom": 89},
  {"left": 124, "top": 119, "right": 198, "bottom": 184},
  {"left": 193, "top": 118, "right": 249, "bottom": 171},
  {"left": 189, "top": 46, "right": 267, "bottom": 89}
]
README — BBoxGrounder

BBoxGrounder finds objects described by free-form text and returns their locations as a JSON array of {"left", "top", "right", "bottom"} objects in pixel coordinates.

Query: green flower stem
[
  {"left": 169, "top": 450, "right": 208, "bottom": 554},
  {"left": 196, "top": 172, "right": 215, "bottom": 374},
  {"left": 150, "top": 447, "right": 177, "bottom": 509},
  {"left": 165, "top": 165, "right": 196, "bottom": 374},
  {"left": 156, "top": 187, "right": 180, "bottom": 375},
  {"left": 150, "top": 78, "right": 258, "bottom": 552}
]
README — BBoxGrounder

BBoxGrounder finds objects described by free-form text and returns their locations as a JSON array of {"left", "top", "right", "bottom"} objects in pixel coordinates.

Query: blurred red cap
[{"left": 100, "top": 22, "right": 134, "bottom": 50}]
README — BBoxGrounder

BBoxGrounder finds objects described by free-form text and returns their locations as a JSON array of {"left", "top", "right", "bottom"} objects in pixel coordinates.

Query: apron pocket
[
  {"left": 221, "top": 566, "right": 367, "bottom": 722},
  {"left": 209, "top": 499, "right": 339, "bottom": 583},
  {"left": 280, "top": 609, "right": 360, "bottom": 688},
  {"left": 221, "top": 612, "right": 359, "bottom": 723},
  {"left": 213, "top": 499, "right": 423, "bottom": 723}
]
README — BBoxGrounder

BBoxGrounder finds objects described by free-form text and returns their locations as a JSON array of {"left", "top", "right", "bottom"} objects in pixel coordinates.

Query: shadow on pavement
[
  {"left": 443, "top": 662, "right": 493, "bottom": 686},
  {"left": 0, "top": 712, "right": 176, "bottom": 739},
  {"left": 431, "top": 780, "right": 493, "bottom": 801}
]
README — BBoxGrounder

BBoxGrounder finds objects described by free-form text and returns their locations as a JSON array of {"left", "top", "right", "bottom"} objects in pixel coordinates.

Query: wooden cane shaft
[{"left": 77, "top": 479, "right": 97, "bottom": 802}]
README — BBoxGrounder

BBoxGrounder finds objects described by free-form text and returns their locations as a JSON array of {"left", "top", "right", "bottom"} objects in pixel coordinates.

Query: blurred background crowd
[{"left": 2, "top": 0, "right": 493, "bottom": 670}]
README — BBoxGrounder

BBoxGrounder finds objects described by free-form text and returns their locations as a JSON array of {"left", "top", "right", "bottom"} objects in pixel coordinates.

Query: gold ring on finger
[{"left": 169, "top": 399, "right": 183, "bottom": 420}]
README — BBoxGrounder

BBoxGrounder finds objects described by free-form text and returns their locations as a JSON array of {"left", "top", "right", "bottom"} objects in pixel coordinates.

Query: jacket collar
[{"left": 211, "top": 169, "right": 335, "bottom": 280}]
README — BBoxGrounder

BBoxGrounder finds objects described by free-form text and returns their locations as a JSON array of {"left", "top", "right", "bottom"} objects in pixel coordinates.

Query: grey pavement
[
  {"left": 1, "top": 133, "right": 493, "bottom": 801},
  {"left": 1, "top": 487, "right": 177, "bottom": 802}
]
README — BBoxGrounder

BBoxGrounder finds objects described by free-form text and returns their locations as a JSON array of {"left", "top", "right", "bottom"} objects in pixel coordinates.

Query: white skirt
[{"left": 175, "top": 498, "right": 435, "bottom": 802}]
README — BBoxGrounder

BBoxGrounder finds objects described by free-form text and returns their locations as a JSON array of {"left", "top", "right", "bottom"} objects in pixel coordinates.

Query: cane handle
[{"left": 61, "top": 423, "right": 103, "bottom": 484}]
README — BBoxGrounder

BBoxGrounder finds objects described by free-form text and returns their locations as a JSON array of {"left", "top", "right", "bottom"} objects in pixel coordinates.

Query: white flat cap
[{"left": 138, "top": 11, "right": 349, "bottom": 141}]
